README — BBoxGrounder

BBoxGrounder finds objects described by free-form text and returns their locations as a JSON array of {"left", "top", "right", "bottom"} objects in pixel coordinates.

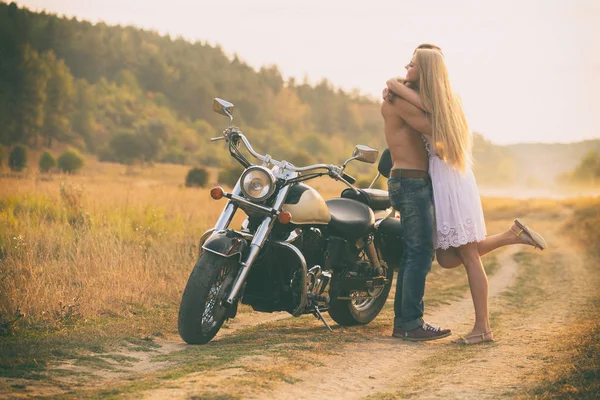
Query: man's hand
[
  {"left": 382, "top": 87, "right": 397, "bottom": 103},
  {"left": 382, "top": 87, "right": 389, "bottom": 100}
]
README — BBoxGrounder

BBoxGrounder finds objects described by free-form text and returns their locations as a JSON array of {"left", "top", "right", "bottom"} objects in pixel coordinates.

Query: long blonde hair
[{"left": 414, "top": 49, "right": 472, "bottom": 171}]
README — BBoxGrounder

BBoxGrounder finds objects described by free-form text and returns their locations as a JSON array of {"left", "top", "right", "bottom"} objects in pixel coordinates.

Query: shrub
[
  {"left": 39, "top": 151, "right": 56, "bottom": 173},
  {"left": 0, "top": 146, "right": 5, "bottom": 169},
  {"left": 97, "top": 147, "right": 118, "bottom": 163},
  {"left": 161, "top": 148, "right": 187, "bottom": 165},
  {"left": 218, "top": 164, "right": 245, "bottom": 187},
  {"left": 9, "top": 144, "right": 28, "bottom": 172},
  {"left": 57, "top": 149, "right": 85, "bottom": 173},
  {"left": 185, "top": 167, "right": 209, "bottom": 188},
  {"left": 109, "top": 131, "right": 143, "bottom": 164}
]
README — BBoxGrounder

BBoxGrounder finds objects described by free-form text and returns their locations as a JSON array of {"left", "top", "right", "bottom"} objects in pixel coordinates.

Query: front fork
[{"left": 212, "top": 183, "right": 292, "bottom": 306}]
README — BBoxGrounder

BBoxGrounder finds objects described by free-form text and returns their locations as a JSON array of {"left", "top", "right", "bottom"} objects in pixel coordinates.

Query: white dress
[{"left": 423, "top": 135, "right": 487, "bottom": 250}]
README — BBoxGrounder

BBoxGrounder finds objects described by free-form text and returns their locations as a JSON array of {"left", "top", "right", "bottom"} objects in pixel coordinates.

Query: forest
[{"left": 1, "top": 2, "right": 597, "bottom": 186}]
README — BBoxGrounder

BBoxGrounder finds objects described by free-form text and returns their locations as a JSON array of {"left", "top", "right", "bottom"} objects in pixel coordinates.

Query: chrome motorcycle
[{"left": 178, "top": 98, "right": 402, "bottom": 344}]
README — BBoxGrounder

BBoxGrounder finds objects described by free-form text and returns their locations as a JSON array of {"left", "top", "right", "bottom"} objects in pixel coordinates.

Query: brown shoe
[
  {"left": 512, "top": 218, "right": 547, "bottom": 250},
  {"left": 393, "top": 322, "right": 451, "bottom": 342}
]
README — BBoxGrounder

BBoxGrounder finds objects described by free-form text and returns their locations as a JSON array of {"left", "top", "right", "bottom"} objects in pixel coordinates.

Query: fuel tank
[{"left": 282, "top": 184, "right": 331, "bottom": 225}]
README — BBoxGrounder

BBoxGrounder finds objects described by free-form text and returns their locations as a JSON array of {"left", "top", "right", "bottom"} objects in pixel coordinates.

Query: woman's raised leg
[{"left": 435, "top": 221, "right": 541, "bottom": 269}]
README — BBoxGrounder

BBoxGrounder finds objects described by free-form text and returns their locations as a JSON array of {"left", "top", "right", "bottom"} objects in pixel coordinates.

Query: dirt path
[
  {"left": 5, "top": 216, "right": 597, "bottom": 399},
  {"left": 245, "top": 222, "right": 596, "bottom": 400},
  {"left": 244, "top": 246, "right": 522, "bottom": 400},
  {"left": 131, "top": 218, "right": 596, "bottom": 400}
]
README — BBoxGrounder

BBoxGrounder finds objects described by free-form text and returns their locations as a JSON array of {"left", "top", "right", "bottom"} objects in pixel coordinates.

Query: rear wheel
[
  {"left": 328, "top": 263, "right": 393, "bottom": 326},
  {"left": 178, "top": 252, "right": 239, "bottom": 344}
]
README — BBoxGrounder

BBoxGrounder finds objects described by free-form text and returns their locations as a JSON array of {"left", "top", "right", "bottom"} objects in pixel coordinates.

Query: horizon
[{"left": 12, "top": 0, "right": 600, "bottom": 146}]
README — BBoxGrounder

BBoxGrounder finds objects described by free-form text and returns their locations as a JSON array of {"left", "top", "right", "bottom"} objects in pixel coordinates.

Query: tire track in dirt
[
  {"left": 245, "top": 246, "right": 522, "bottom": 400},
  {"left": 38, "top": 310, "right": 290, "bottom": 394}
]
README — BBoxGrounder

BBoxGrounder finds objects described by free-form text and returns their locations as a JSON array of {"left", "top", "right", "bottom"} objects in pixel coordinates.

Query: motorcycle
[{"left": 178, "top": 98, "right": 402, "bottom": 344}]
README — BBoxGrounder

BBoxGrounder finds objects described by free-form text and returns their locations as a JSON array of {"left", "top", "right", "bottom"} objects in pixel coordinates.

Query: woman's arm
[
  {"left": 386, "top": 78, "right": 429, "bottom": 112},
  {"left": 388, "top": 97, "right": 433, "bottom": 138}
]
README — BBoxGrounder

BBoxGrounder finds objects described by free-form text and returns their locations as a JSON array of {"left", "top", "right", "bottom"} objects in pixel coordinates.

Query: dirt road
[
  {"left": 3, "top": 217, "right": 598, "bottom": 399},
  {"left": 135, "top": 219, "right": 597, "bottom": 399}
]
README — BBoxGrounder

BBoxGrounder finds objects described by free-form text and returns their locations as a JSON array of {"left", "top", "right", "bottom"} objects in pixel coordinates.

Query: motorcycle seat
[
  {"left": 325, "top": 198, "right": 375, "bottom": 240},
  {"left": 341, "top": 188, "right": 391, "bottom": 211}
]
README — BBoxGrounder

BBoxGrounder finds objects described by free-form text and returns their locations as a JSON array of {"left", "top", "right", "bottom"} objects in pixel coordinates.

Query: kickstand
[{"left": 313, "top": 306, "right": 333, "bottom": 332}]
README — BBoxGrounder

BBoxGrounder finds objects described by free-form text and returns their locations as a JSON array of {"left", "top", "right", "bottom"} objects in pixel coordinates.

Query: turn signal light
[
  {"left": 278, "top": 211, "right": 292, "bottom": 224},
  {"left": 210, "top": 186, "right": 224, "bottom": 200}
]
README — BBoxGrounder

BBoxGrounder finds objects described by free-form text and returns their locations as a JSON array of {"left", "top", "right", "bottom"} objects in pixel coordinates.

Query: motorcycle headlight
[{"left": 240, "top": 166, "right": 276, "bottom": 202}]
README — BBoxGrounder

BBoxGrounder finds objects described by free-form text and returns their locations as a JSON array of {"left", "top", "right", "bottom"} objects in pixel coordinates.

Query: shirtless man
[{"left": 380, "top": 44, "right": 451, "bottom": 341}]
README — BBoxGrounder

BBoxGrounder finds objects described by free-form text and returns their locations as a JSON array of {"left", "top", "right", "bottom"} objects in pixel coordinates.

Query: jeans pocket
[
  {"left": 387, "top": 178, "right": 402, "bottom": 196},
  {"left": 402, "top": 179, "right": 430, "bottom": 195}
]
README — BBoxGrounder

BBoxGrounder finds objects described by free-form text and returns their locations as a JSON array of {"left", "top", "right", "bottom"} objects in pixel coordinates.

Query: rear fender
[{"left": 202, "top": 230, "right": 248, "bottom": 262}]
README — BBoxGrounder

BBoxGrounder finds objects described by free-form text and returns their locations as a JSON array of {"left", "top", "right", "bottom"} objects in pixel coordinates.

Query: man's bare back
[{"left": 380, "top": 99, "right": 428, "bottom": 171}]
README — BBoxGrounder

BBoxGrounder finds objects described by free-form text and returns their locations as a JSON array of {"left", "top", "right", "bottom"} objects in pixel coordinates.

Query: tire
[
  {"left": 178, "top": 252, "right": 239, "bottom": 344},
  {"left": 328, "top": 265, "right": 394, "bottom": 326}
]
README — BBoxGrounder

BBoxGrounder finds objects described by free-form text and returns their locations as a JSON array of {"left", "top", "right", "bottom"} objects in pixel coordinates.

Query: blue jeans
[{"left": 388, "top": 175, "right": 434, "bottom": 331}]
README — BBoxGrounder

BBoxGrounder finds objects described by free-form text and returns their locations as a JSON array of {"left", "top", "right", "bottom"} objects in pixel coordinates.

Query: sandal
[
  {"left": 511, "top": 218, "right": 547, "bottom": 250},
  {"left": 452, "top": 330, "right": 494, "bottom": 345}
]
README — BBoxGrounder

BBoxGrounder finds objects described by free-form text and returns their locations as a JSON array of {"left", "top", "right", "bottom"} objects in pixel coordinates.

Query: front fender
[{"left": 202, "top": 230, "right": 248, "bottom": 261}]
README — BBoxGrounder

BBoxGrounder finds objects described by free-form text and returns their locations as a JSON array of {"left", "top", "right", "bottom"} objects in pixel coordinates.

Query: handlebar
[
  {"left": 215, "top": 128, "right": 339, "bottom": 173},
  {"left": 341, "top": 172, "right": 356, "bottom": 185},
  {"left": 213, "top": 128, "right": 360, "bottom": 192}
]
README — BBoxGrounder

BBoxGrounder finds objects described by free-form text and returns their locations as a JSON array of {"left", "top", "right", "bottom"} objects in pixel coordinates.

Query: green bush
[
  {"left": 97, "top": 147, "right": 118, "bottom": 163},
  {"left": 185, "top": 167, "right": 209, "bottom": 188},
  {"left": 57, "top": 149, "right": 85, "bottom": 173},
  {"left": 161, "top": 148, "right": 187, "bottom": 165},
  {"left": 9, "top": 144, "right": 28, "bottom": 172},
  {"left": 0, "top": 146, "right": 5, "bottom": 169},
  {"left": 109, "top": 131, "right": 143, "bottom": 164},
  {"left": 218, "top": 164, "right": 245, "bottom": 187},
  {"left": 39, "top": 151, "right": 56, "bottom": 173}
]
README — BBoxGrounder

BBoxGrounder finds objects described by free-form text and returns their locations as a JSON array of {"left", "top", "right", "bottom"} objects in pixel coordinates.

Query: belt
[{"left": 389, "top": 168, "right": 429, "bottom": 179}]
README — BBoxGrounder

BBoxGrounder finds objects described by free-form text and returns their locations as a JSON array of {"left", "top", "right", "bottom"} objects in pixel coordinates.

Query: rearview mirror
[
  {"left": 352, "top": 145, "right": 379, "bottom": 164},
  {"left": 213, "top": 98, "right": 234, "bottom": 117}
]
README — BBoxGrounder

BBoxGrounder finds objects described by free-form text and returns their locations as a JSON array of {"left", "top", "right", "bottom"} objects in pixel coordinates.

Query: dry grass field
[{"left": 0, "top": 159, "right": 598, "bottom": 399}]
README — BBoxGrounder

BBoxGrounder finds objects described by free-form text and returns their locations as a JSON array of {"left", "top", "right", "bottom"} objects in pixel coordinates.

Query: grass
[
  {"left": 1, "top": 161, "right": 599, "bottom": 398},
  {"left": 517, "top": 305, "right": 600, "bottom": 400},
  {"left": 365, "top": 197, "right": 600, "bottom": 400},
  {"left": 515, "top": 198, "right": 600, "bottom": 399}
]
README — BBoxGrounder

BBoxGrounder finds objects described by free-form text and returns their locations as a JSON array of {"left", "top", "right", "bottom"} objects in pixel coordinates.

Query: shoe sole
[{"left": 400, "top": 331, "right": 452, "bottom": 342}]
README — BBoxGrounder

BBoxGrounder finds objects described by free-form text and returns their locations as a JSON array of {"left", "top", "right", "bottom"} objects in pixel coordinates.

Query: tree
[
  {"left": 137, "top": 120, "right": 169, "bottom": 163},
  {"left": 8, "top": 144, "right": 28, "bottom": 171},
  {"left": 109, "top": 131, "right": 143, "bottom": 164},
  {"left": 12, "top": 46, "right": 51, "bottom": 147},
  {"left": 42, "top": 51, "right": 75, "bottom": 148},
  {"left": 218, "top": 164, "right": 244, "bottom": 187},
  {"left": 567, "top": 150, "right": 600, "bottom": 185},
  {"left": 185, "top": 167, "right": 208, "bottom": 187},
  {"left": 71, "top": 79, "right": 96, "bottom": 151},
  {"left": 57, "top": 148, "right": 84, "bottom": 173},
  {"left": 39, "top": 150, "right": 56, "bottom": 172}
]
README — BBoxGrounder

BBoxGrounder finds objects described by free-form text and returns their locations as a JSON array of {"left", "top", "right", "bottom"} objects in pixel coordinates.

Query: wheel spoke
[{"left": 201, "top": 264, "right": 232, "bottom": 330}]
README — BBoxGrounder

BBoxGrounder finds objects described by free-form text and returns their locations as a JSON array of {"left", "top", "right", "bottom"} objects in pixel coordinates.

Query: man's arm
[
  {"left": 386, "top": 78, "right": 429, "bottom": 112},
  {"left": 387, "top": 97, "right": 433, "bottom": 137}
]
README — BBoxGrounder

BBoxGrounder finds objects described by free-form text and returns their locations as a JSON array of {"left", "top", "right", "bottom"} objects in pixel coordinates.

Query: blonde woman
[{"left": 384, "top": 46, "right": 547, "bottom": 344}]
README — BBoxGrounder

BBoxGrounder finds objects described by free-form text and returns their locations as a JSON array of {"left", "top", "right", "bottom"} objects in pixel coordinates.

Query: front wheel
[
  {"left": 328, "top": 266, "right": 394, "bottom": 326},
  {"left": 178, "top": 252, "right": 239, "bottom": 344}
]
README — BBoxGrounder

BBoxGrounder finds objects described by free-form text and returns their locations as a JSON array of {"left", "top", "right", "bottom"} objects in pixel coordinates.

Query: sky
[{"left": 14, "top": 0, "right": 600, "bottom": 145}]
